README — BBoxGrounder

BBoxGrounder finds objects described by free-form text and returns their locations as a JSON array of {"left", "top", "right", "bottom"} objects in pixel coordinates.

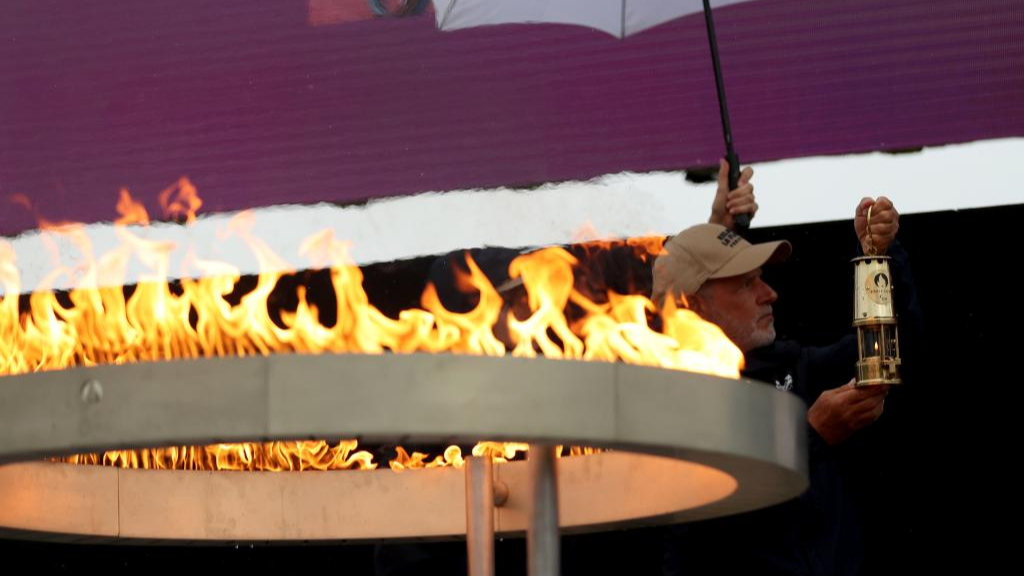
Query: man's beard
[
  {"left": 746, "top": 323, "right": 776, "bottom": 351},
  {"left": 710, "top": 312, "right": 776, "bottom": 353}
]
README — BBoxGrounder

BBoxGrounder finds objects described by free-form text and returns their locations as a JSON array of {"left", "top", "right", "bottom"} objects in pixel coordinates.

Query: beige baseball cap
[{"left": 652, "top": 224, "right": 791, "bottom": 304}]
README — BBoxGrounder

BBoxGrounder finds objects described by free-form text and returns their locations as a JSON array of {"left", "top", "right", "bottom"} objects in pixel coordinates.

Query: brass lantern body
[{"left": 852, "top": 255, "right": 901, "bottom": 386}]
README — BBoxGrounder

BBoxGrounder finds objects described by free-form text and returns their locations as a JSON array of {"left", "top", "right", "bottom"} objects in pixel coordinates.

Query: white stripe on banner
[{"left": 1, "top": 138, "right": 1020, "bottom": 296}]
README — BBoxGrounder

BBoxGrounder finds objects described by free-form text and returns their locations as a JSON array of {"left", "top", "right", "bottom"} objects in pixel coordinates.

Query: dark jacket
[{"left": 664, "top": 241, "right": 922, "bottom": 576}]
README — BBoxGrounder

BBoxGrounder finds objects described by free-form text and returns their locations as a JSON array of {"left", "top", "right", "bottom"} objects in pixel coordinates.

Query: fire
[
  {"left": 389, "top": 442, "right": 532, "bottom": 472},
  {"left": 158, "top": 177, "right": 203, "bottom": 224},
  {"left": 63, "top": 440, "right": 376, "bottom": 471},
  {"left": 1, "top": 179, "right": 743, "bottom": 471},
  {"left": 115, "top": 188, "right": 150, "bottom": 226},
  {"left": 572, "top": 221, "right": 667, "bottom": 264}
]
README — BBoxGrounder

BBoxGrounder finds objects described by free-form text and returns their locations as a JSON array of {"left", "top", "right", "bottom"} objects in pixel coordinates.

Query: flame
[
  {"left": 8, "top": 193, "right": 79, "bottom": 231},
  {"left": 115, "top": 188, "right": 150, "bottom": 226},
  {"left": 472, "top": 441, "right": 530, "bottom": 461},
  {"left": 1, "top": 181, "right": 743, "bottom": 471},
  {"left": 61, "top": 440, "right": 376, "bottom": 471},
  {"left": 508, "top": 247, "right": 584, "bottom": 359},
  {"left": 389, "top": 446, "right": 465, "bottom": 471},
  {"left": 389, "top": 443, "right": 581, "bottom": 472},
  {"left": 571, "top": 221, "right": 667, "bottom": 263},
  {"left": 158, "top": 177, "right": 203, "bottom": 224}
]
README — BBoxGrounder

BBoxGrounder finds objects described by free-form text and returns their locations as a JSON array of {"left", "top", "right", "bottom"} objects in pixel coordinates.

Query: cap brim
[{"left": 709, "top": 240, "right": 792, "bottom": 279}]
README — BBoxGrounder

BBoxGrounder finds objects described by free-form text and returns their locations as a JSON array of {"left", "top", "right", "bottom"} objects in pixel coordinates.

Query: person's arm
[
  {"left": 808, "top": 378, "right": 889, "bottom": 445},
  {"left": 797, "top": 337, "right": 884, "bottom": 451}
]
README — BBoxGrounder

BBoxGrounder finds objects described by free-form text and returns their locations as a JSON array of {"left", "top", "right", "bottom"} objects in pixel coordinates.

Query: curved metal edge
[
  {"left": 0, "top": 450, "right": 797, "bottom": 543},
  {"left": 0, "top": 353, "right": 808, "bottom": 540}
]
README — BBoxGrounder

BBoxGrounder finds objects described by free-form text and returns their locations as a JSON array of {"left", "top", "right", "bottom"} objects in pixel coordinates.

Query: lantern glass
[
  {"left": 855, "top": 322, "right": 901, "bottom": 386},
  {"left": 853, "top": 254, "right": 902, "bottom": 386}
]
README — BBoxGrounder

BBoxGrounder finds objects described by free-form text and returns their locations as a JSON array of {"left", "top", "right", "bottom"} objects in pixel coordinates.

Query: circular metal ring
[{"left": 0, "top": 353, "right": 807, "bottom": 543}]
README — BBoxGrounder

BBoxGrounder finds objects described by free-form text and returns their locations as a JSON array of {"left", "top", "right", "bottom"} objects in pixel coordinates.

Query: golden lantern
[{"left": 852, "top": 206, "right": 902, "bottom": 386}]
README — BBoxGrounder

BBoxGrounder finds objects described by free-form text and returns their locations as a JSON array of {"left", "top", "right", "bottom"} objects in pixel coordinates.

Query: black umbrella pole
[
  {"left": 703, "top": 0, "right": 750, "bottom": 231},
  {"left": 725, "top": 149, "right": 750, "bottom": 230}
]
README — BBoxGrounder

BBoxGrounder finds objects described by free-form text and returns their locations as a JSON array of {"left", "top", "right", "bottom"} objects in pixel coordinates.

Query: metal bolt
[
  {"left": 80, "top": 379, "right": 103, "bottom": 404},
  {"left": 493, "top": 480, "right": 510, "bottom": 507}
]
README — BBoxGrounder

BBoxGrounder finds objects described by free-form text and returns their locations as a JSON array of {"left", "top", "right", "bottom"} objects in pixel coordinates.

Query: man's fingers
[
  {"left": 854, "top": 398, "right": 886, "bottom": 426},
  {"left": 849, "top": 383, "right": 890, "bottom": 398},
  {"left": 856, "top": 197, "right": 874, "bottom": 216},
  {"left": 866, "top": 209, "right": 897, "bottom": 224},
  {"left": 834, "top": 382, "right": 888, "bottom": 406},
  {"left": 868, "top": 222, "right": 899, "bottom": 236},
  {"left": 845, "top": 389, "right": 890, "bottom": 413},
  {"left": 859, "top": 197, "right": 899, "bottom": 222},
  {"left": 717, "top": 160, "right": 752, "bottom": 191},
  {"left": 726, "top": 184, "right": 753, "bottom": 201},
  {"left": 833, "top": 378, "right": 859, "bottom": 395},
  {"left": 729, "top": 201, "right": 758, "bottom": 215},
  {"left": 839, "top": 394, "right": 886, "bottom": 426},
  {"left": 866, "top": 216, "right": 898, "bottom": 232},
  {"left": 738, "top": 166, "right": 754, "bottom": 187},
  {"left": 717, "top": 158, "right": 730, "bottom": 190},
  {"left": 726, "top": 185, "right": 756, "bottom": 214}
]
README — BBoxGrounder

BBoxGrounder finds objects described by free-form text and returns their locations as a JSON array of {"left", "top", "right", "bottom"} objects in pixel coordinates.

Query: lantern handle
[{"left": 865, "top": 204, "right": 877, "bottom": 256}]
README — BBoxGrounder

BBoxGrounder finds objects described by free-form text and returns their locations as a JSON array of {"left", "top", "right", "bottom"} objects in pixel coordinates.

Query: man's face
[{"left": 691, "top": 268, "right": 779, "bottom": 353}]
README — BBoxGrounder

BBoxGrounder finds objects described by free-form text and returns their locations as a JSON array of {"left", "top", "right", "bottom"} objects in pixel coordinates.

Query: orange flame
[
  {"left": 115, "top": 188, "right": 150, "bottom": 226},
  {"left": 571, "top": 221, "right": 667, "bottom": 263},
  {"left": 158, "top": 177, "right": 203, "bottom": 224},
  {"left": 1, "top": 179, "right": 743, "bottom": 471},
  {"left": 62, "top": 440, "right": 376, "bottom": 471},
  {"left": 390, "top": 443, "right": 554, "bottom": 472},
  {"left": 8, "top": 193, "right": 79, "bottom": 231}
]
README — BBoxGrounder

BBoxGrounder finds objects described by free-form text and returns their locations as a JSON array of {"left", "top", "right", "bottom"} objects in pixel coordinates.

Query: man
[{"left": 657, "top": 160, "right": 920, "bottom": 575}]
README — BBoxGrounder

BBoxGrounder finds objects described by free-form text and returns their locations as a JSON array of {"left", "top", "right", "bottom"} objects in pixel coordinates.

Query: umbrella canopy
[
  {"left": 433, "top": 0, "right": 763, "bottom": 229},
  {"left": 434, "top": 0, "right": 751, "bottom": 38},
  {"left": 434, "top": 0, "right": 756, "bottom": 231}
]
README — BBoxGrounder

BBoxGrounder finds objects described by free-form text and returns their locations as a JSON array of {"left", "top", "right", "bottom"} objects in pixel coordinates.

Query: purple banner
[{"left": 1, "top": 0, "right": 1022, "bottom": 235}]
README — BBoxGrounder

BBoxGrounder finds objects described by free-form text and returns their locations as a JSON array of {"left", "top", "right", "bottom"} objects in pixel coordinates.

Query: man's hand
[
  {"left": 709, "top": 158, "right": 757, "bottom": 231},
  {"left": 855, "top": 196, "right": 899, "bottom": 254},
  {"left": 807, "top": 379, "right": 890, "bottom": 445}
]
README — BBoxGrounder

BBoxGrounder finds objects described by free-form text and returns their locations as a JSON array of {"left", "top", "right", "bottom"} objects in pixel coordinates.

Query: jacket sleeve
[
  {"left": 798, "top": 335, "right": 857, "bottom": 463},
  {"left": 886, "top": 239, "right": 925, "bottom": 372}
]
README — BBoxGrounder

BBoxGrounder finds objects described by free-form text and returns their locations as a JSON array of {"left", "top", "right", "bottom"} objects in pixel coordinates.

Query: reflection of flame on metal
[
  {"left": 389, "top": 443, "right": 532, "bottom": 472},
  {"left": 1, "top": 179, "right": 744, "bottom": 471},
  {"left": 61, "top": 440, "right": 377, "bottom": 471}
]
